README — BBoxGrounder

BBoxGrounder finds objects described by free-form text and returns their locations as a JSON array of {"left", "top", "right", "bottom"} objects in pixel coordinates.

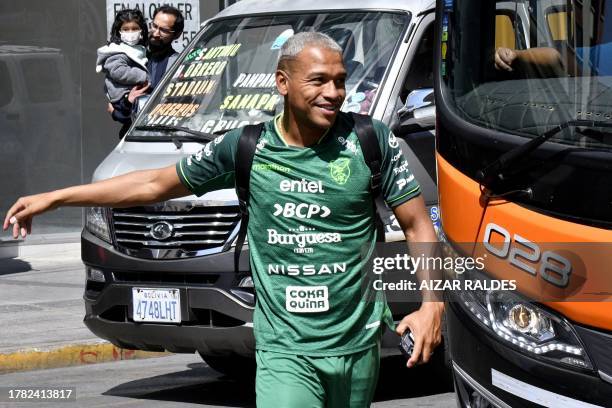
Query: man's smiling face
[{"left": 277, "top": 45, "right": 347, "bottom": 130}]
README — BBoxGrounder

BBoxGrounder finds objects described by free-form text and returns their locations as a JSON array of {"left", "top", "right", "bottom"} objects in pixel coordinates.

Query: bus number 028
[{"left": 483, "top": 223, "right": 572, "bottom": 288}]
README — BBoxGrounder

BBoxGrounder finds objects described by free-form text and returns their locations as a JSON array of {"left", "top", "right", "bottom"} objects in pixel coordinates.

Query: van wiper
[
  {"left": 133, "top": 124, "right": 214, "bottom": 148},
  {"left": 477, "top": 119, "right": 612, "bottom": 186}
]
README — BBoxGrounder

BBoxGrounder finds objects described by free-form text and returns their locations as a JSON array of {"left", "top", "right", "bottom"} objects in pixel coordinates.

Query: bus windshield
[
  {"left": 129, "top": 11, "right": 409, "bottom": 138},
  {"left": 437, "top": 0, "right": 612, "bottom": 227},
  {"left": 443, "top": 0, "right": 612, "bottom": 151}
]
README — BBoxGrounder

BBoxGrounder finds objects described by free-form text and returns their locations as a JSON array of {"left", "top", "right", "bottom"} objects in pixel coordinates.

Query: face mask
[{"left": 120, "top": 30, "right": 141, "bottom": 46}]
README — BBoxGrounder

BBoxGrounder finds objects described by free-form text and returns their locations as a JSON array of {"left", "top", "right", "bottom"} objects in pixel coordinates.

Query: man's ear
[{"left": 276, "top": 69, "right": 289, "bottom": 96}]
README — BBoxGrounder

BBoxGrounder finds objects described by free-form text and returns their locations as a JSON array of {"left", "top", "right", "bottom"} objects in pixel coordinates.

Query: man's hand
[
  {"left": 128, "top": 82, "right": 150, "bottom": 104},
  {"left": 494, "top": 47, "right": 517, "bottom": 71},
  {"left": 107, "top": 103, "right": 114, "bottom": 114},
  {"left": 396, "top": 301, "right": 444, "bottom": 368},
  {"left": 3, "top": 192, "right": 59, "bottom": 239}
]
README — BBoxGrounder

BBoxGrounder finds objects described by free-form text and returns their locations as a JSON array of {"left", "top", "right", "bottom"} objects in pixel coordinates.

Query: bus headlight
[
  {"left": 456, "top": 277, "right": 593, "bottom": 371},
  {"left": 85, "top": 207, "right": 111, "bottom": 243}
]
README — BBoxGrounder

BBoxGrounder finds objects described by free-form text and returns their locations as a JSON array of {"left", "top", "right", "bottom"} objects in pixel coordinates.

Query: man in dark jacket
[{"left": 110, "top": 5, "right": 183, "bottom": 135}]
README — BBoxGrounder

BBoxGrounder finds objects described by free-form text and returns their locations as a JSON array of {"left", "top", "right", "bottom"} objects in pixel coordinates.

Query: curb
[{"left": 0, "top": 341, "right": 171, "bottom": 374}]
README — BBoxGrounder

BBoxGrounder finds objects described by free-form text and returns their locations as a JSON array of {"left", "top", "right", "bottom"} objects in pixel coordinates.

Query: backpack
[{"left": 233, "top": 112, "right": 387, "bottom": 274}]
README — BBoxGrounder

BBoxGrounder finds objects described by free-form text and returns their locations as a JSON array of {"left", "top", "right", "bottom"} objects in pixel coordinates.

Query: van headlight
[
  {"left": 85, "top": 207, "right": 111, "bottom": 243},
  {"left": 455, "top": 274, "right": 593, "bottom": 371}
]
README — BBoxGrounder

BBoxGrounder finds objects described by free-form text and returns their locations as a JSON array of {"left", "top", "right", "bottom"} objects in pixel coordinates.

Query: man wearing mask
[{"left": 109, "top": 5, "right": 184, "bottom": 130}]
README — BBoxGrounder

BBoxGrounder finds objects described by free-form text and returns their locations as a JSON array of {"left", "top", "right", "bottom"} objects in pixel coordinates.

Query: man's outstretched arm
[
  {"left": 3, "top": 165, "right": 190, "bottom": 239},
  {"left": 392, "top": 195, "right": 445, "bottom": 368}
]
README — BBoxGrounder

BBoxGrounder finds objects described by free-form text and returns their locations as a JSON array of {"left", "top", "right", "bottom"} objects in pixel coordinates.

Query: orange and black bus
[{"left": 435, "top": 0, "right": 612, "bottom": 406}]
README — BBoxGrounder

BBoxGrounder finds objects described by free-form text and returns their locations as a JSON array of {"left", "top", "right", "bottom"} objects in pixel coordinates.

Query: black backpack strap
[
  {"left": 234, "top": 123, "right": 264, "bottom": 274},
  {"left": 351, "top": 113, "right": 382, "bottom": 198},
  {"left": 351, "top": 112, "right": 392, "bottom": 239}
]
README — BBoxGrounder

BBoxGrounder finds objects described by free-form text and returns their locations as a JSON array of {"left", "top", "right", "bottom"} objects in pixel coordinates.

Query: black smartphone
[{"left": 398, "top": 330, "right": 415, "bottom": 358}]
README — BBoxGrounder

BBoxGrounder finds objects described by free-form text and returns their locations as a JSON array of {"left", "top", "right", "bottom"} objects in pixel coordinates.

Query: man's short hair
[
  {"left": 277, "top": 32, "right": 343, "bottom": 70},
  {"left": 154, "top": 5, "right": 185, "bottom": 36}
]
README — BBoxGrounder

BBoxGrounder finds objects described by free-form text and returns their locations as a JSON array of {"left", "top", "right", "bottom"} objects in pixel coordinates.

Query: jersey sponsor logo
[
  {"left": 279, "top": 179, "right": 325, "bottom": 193},
  {"left": 273, "top": 203, "right": 331, "bottom": 219},
  {"left": 213, "top": 134, "right": 225, "bottom": 145},
  {"left": 388, "top": 132, "right": 399, "bottom": 149},
  {"left": 268, "top": 263, "right": 347, "bottom": 276},
  {"left": 393, "top": 160, "right": 409, "bottom": 175},
  {"left": 286, "top": 286, "right": 329, "bottom": 313},
  {"left": 329, "top": 158, "right": 351, "bottom": 184},
  {"left": 396, "top": 175, "right": 415, "bottom": 190},
  {"left": 267, "top": 228, "right": 340, "bottom": 248},
  {"left": 203, "top": 142, "right": 213, "bottom": 157},
  {"left": 252, "top": 163, "right": 291, "bottom": 173},
  {"left": 337, "top": 136, "right": 358, "bottom": 155},
  {"left": 256, "top": 138, "right": 268, "bottom": 151}
]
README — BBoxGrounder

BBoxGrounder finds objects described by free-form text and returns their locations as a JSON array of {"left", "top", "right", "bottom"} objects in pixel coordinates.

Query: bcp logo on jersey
[
  {"left": 286, "top": 286, "right": 329, "bottom": 313},
  {"left": 273, "top": 202, "right": 331, "bottom": 219}
]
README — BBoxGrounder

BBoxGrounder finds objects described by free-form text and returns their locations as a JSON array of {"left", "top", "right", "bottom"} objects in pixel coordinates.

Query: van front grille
[{"left": 111, "top": 204, "right": 240, "bottom": 259}]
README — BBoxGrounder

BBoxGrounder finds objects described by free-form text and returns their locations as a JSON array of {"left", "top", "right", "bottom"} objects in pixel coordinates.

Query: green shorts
[{"left": 255, "top": 345, "right": 380, "bottom": 408}]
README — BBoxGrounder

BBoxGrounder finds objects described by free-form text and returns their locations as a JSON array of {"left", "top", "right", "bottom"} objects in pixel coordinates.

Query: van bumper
[
  {"left": 447, "top": 299, "right": 612, "bottom": 407},
  {"left": 81, "top": 230, "right": 256, "bottom": 356}
]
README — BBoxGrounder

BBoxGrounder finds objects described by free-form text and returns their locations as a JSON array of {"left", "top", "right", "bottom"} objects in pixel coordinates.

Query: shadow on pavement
[
  {"left": 374, "top": 355, "right": 454, "bottom": 402},
  {"left": 103, "top": 362, "right": 256, "bottom": 407},
  {"left": 0, "top": 257, "right": 32, "bottom": 275}
]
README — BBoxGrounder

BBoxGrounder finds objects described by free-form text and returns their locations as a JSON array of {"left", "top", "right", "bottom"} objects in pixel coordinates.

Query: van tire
[{"left": 199, "top": 353, "right": 256, "bottom": 379}]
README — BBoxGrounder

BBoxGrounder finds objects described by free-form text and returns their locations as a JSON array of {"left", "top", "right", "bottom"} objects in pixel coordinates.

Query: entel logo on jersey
[
  {"left": 279, "top": 179, "right": 325, "bottom": 193},
  {"left": 273, "top": 202, "right": 331, "bottom": 219},
  {"left": 286, "top": 286, "right": 329, "bottom": 313},
  {"left": 396, "top": 175, "right": 415, "bottom": 189}
]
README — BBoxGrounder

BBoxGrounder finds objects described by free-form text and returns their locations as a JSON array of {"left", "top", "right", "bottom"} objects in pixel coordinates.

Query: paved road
[{"left": 0, "top": 353, "right": 456, "bottom": 407}]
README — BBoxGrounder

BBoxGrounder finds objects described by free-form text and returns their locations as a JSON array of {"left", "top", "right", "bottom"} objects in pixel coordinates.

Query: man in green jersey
[{"left": 4, "top": 32, "right": 443, "bottom": 407}]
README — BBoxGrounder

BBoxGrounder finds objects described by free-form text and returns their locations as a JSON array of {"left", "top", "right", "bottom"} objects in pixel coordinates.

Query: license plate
[{"left": 132, "top": 288, "right": 181, "bottom": 323}]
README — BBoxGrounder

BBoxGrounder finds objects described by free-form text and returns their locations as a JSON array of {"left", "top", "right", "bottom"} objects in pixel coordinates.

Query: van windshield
[{"left": 130, "top": 11, "right": 409, "bottom": 138}]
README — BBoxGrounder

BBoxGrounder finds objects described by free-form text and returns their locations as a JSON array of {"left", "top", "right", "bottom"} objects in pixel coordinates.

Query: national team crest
[{"left": 329, "top": 158, "right": 351, "bottom": 185}]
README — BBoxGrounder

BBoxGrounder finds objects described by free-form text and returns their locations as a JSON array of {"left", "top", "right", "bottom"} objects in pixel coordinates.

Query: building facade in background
[{"left": 0, "top": 0, "right": 227, "bottom": 241}]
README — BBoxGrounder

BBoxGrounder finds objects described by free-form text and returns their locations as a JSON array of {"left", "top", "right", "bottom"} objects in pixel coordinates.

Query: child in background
[{"left": 96, "top": 9, "right": 149, "bottom": 134}]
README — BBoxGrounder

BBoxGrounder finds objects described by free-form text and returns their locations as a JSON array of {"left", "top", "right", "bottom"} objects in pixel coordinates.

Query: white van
[{"left": 82, "top": 0, "right": 442, "bottom": 377}]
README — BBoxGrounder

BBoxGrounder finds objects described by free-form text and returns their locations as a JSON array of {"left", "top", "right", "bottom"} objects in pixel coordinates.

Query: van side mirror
[{"left": 396, "top": 88, "right": 436, "bottom": 130}]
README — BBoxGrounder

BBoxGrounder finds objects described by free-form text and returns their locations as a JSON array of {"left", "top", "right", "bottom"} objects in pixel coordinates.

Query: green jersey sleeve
[
  {"left": 175, "top": 129, "right": 241, "bottom": 196},
  {"left": 372, "top": 120, "right": 421, "bottom": 207}
]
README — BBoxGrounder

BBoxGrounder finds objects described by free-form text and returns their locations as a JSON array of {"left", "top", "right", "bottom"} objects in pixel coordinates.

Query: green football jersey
[{"left": 176, "top": 112, "right": 421, "bottom": 356}]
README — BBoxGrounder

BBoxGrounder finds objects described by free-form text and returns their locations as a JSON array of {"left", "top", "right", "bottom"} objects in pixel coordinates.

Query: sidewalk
[{"left": 0, "top": 242, "right": 168, "bottom": 374}]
